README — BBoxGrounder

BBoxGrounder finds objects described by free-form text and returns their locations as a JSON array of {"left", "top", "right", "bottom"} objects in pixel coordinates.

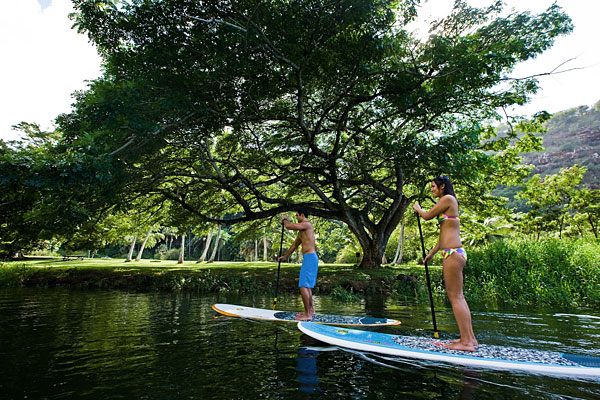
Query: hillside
[
  {"left": 495, "top": 101, "right": 600, "bottom": 211},
  {"left": 523, "top": 101, "right": 600, "bottom": 188}
]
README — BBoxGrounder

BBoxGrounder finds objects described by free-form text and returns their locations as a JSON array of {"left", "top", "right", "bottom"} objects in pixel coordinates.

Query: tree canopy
[{"left": 4, "top": 0, "right": 573, "bottom": 267}]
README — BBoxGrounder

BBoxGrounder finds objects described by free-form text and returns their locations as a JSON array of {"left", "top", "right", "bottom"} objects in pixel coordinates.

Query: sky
[{"left": 1, "top": 0, "right": 599, "bottom": 141}]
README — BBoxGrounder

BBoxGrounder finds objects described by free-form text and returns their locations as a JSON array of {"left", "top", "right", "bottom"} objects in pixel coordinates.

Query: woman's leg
[{"left": 443, "top": 253, "right": 477, "bottom": 351}]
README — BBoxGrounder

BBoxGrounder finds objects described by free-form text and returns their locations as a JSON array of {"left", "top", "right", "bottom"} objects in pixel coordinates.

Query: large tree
[
  {"left": 518, "top": 164, "right": 587, "bottom": 239},
  {"left": 58, "top": 0, "right": 572, "bottom": 268},
  {"left": 0, "top": 123, "right": 127, "bottom": 257}
]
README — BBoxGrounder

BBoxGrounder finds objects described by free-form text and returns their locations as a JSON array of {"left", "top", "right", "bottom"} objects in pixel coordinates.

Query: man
[{"left": 278, "top": 207, "right": 319, "bottom": 321}]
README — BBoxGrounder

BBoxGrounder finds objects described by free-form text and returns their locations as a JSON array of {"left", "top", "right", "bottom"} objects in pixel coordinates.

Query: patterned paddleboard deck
[
  {"left": 212, "top": 304, "right": 401, "bottom": 326},
  {"left": 297, "top": 322, "right": 600, "bottom": 377}
]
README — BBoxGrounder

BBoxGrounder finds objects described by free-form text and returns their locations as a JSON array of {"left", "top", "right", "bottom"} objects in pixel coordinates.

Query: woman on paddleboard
[{"left": 413, "top": 176, "right": 478, "bottom": 351}]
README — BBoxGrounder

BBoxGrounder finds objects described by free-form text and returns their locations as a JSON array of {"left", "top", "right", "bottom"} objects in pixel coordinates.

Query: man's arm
[
  {"left": 283, "top": 219, "right": 311, "bottom": 231},
  {"left": 279, "top": 235, "right": 302, "bottom": 261}
]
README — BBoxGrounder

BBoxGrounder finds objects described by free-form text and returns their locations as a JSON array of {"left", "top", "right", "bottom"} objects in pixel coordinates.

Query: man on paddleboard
[{"left": 278, "top": 207, "right": 319, "bottom": 321}]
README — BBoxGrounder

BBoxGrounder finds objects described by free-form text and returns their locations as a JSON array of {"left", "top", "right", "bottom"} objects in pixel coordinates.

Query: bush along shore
[
  {"left": 463, "top": 238, "right": 600, "bottom": 308},
  {"left": 0, "top": 260, "right": 431, "bottom": 303},
  {"left": 1, "top": 238, "right": 598, "bottom": 307}
]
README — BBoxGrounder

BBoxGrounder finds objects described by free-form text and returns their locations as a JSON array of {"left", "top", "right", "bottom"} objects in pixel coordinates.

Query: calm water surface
[{"left": 1, "top": 288, "right": 599, "bottom": 399}]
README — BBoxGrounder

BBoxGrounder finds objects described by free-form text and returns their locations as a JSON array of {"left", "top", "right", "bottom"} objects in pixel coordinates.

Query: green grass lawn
[
  {"left": 20, "top": 256, "right": 298, "bottom": 271},
  {"left": 13, "top": 256, "right": 437, "bottom": 279}
]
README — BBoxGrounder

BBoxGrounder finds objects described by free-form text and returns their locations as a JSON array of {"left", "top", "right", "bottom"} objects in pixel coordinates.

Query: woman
[{"left": 413, "top": 176, "right": 478, "bottom": 351}]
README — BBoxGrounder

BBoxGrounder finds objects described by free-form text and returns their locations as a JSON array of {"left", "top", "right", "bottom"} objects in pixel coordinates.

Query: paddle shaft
[
  {"left": 273, "top": 222, "right": 285, "bottom": 309},
  {"left": 416, "top": 212, "right": 439, "bottom": 338}
]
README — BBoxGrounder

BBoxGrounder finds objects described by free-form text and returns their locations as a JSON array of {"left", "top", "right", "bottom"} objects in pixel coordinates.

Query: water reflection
[
  {"left": 1, "top": 289, "right": 600, "bottom": 399},
  {"left": 459, "top": 370, "right": 480, "bottom": 400},
  {"left": 296, "top": 334, "right": 325, "bottom": 393},
  {"left": 333, "top": 348, "right": 482, "bottom": 399},
  {"left": 296, "top": 347, "right": 321, "bottom": 393}
]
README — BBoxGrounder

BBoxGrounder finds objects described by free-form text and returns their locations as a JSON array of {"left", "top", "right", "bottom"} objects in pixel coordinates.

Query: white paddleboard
[
  {"left": 298, "top": 322, "right": 600, "bottom": 377},
  {"left": 212, "top": 304, "right": 401, "bottom": 326}
]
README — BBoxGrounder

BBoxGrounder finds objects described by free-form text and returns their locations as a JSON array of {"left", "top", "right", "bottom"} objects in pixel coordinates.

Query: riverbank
[
  {"left": 0, "top": 258, "right": 435, "bottom": 302},
  {"left": 3, "top": 238, "right": 599, "bottom": 308}
]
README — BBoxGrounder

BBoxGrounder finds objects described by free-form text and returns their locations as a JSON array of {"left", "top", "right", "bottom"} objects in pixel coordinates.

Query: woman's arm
[
  {"left": 413, "top": 196, "right": 453, "bottom": 221},
  {"left": 424, "top": 241, "right": 440, "bottom": 263}
]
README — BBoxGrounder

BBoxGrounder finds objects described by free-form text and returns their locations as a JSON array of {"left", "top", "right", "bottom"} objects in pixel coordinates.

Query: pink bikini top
[{"left": 436, "top": 214, "right": 459, "bottom": 224}]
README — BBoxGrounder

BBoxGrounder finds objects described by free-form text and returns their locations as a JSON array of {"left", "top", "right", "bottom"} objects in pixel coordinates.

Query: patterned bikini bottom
[{"left": 440, "top": 247, "right": 467, "bottom": 261}]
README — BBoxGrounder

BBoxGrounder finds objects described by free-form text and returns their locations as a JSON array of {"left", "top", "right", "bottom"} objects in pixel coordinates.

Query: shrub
[
  {"left": 465, "top": 238, "right": 600, "bottom": 307},
  {"left": 161, "top": 248, "right": 181, "bottom": 260},
  {"left": 335, "top": 246, "right": 361, "bottom": 264}
]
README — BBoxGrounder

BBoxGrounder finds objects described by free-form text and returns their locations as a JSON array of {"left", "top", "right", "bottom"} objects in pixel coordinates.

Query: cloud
[{"left": 0, "top": 0, "right": 102, "bottom": 140}]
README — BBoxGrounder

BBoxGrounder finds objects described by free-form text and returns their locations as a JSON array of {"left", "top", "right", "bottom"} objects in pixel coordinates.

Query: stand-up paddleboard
[
  {"left": 212, "top": 304, "right": 401, "bottom": 326},
  {"left": 298, "top": 322, "right": 600, "bottom": 377}
]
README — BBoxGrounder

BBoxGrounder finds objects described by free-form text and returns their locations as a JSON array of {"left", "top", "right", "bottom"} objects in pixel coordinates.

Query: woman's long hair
[{"left": 433, "top": 175, "right": 456, "bottom": 197}]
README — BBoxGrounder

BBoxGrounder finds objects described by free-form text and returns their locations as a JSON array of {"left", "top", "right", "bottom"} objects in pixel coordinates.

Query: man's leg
[
  {"left": 296, "top": 287, "right": 314, "bottom": 321},
  {"left": 297, "top": 253, "right": 318, "bottom": 321}
]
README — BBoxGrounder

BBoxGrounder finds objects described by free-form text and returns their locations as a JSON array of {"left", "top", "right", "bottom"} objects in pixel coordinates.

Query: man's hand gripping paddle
[{"left": 273, "top": 222, "right": 285, "bottom": 310}]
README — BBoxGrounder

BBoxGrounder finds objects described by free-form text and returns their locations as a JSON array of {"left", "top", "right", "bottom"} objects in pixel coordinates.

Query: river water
[{"left": 0, "top": 288, "right": 599, "bottom": 399}]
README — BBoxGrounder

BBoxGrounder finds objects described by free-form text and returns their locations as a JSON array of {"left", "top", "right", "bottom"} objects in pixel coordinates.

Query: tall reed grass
[{"left": 464, "top": 239, "right": 600, "bottom": 307}]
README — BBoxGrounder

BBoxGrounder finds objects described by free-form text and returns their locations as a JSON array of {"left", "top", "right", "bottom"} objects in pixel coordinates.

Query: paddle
[
  {"left": 416, "top": 212, "right": 439, "bottom": 339},
  {"left": 273, "top": 221, "right": 286, "bottom": 310}
]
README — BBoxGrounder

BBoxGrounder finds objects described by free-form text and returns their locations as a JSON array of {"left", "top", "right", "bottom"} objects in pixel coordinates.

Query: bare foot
[
  {"left": 443, "top": 341, "right": 477, "bottom": 352},
  {"left": 449, "top": 338, "right": 479, "bottom": 347},
  {"left": 295, "top": 312, "right": 314, "bottom": 321}
]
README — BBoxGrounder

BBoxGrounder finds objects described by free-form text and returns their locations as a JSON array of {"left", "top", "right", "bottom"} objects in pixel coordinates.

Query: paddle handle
[
  {"left": 273, "top": 222, "right": 285, "bottom": 310},
  {"left": 416, "top": 212, "right": 439, "bottom": 339}
]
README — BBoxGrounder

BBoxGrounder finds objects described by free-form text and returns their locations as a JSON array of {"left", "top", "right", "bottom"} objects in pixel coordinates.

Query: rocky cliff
[{"left": 523, "top": 102, "right": 600, "bottom": 188}]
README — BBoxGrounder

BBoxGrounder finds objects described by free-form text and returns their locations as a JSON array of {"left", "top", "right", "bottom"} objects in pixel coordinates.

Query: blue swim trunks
[{"left": 299, "top": 253, "right": 319, "bottom": 288}]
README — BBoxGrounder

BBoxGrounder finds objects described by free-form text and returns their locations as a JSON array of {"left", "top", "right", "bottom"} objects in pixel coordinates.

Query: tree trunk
[
  {"left": 392, "top": 222, "right": 405, "bottom": 265},
  {"left": 344, "top": 196, "right": 408, "bottom": 270},
  {"left": 559, "top": 216, "right": 563, "bottom": 239},
  {"left": 263, "top": 229, "right": 268, "bottom": 261},
  {"left": 588, "top": 216, "right": 598, "bottom": 239},
  {"left": 136, "top": 230, "right": 152, "bottom": 261},
  {"left": 126, "top": 235, "right": 137, "bottom": 262},
  {"left": 353, "top": 222, "right": 398, "bottom": 270},
  {"left": 254, "top": 239, "right": 258, "bottom": 261},
  {"left": 194, "top": 237, "right": 205, "bottom": 261},
  {"left": 208, "top": 225, "right": 222, "bottom": 263},
  {"left": 197, "top": 229, "right": 213, "bottom": 262},
  {"left": 358, "top": 243, "right": 387, "bottom": 270},
  {"left": 178, "top": 234, "right": 185, "bottom": 264}
]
